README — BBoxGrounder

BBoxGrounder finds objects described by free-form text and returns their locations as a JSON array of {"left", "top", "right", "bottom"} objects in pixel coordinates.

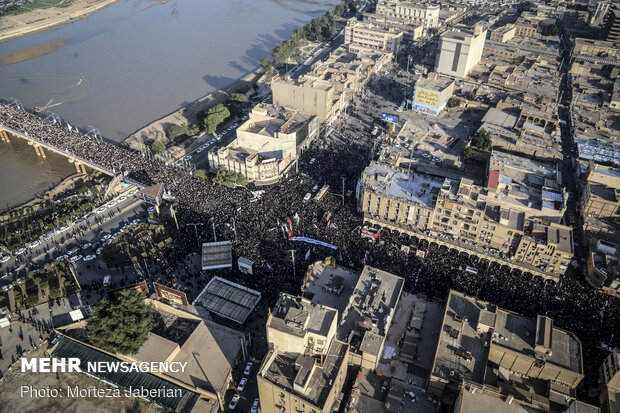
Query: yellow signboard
[{"left": 415, "top": 88, "right": 440, "bottom": 108}]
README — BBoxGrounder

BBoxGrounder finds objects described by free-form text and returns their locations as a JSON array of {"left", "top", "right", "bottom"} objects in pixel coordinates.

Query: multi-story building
[
  {"left": 435, "top": 24, "right": 487, "bottom": 78},
  {"left": 375, "top": 0, "right": 440, "bottom": 28},
  {"left": 208, "top": 103, "right": 318, "bottom": 184},
  {"left": 514, "top": 16, "right": 540, "bottom": 38},
  {"left": 604, "top": 4, "right": 620, "bottom": 41},
  {"left": 489, "top": 24, "right": 516, "bottom": 42},
  {"left": 412, "top": 72, "right": 455, "bottom": 116},
  {"left": 428, "top": 290, "right": 584, "bottom": 409},
  {"left": 573, "top": 37, "right": 620, "bottom": 60},
  {"left": 362, "top": 12, "right": 424, "bottom": 42},
  {"left": 580, "top": 164, "right": 620, "bottom": 219},
  {"left": 271, "top": 74, "right": 346, "bottom": 123},
  {"left": 344, "top": 20, "right": 403, "bottom": 55},
  {"left": 599, "top": 347, "right": 620, "bottom": 413}
]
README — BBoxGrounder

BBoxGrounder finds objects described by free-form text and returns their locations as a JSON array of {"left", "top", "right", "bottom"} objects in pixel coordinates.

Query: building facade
[
  {"left": 375, "top": 0, "right": 440, "bottom": 28},
  {"left": 344, "top": 20, "right": 403, "bottom": 55},
  {"left": 435, "top": 25, "right": 487, "bottom": 78},
  {"left": 412, "top": 73, "right": 455, "bottom": 116}
]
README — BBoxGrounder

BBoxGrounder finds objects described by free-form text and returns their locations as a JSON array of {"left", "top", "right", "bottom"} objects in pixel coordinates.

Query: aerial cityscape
[{"left": 0, "top": 0, "right": 619, "bottom": 412}]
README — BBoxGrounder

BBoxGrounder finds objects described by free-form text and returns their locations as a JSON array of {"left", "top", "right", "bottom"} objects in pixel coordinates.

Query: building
[
  {"left": 428, "top": 290, "right": 584, "bottom": 409},
  {"left": 412, "top": 72, "right": 455, "bottom": 116},
  {"left": 257, "top": 339, "right": 349, "bottom": 413},
  {"left": 573, "top": 37, "right": 620, "bottom": 60},
  {"left": 271, "top": 74, "right": 346, "bottom": 123},
  {"left": 435, "top": 25, "right": 487, "bottom": 78},
  {"left": 266, "top": 293, "right": 338, "bottom": 357},
  {"left": 362, "top": 12, "right": 424, "bottom": 42},
  {"left": 344, "top": 20, "right": 403, "bottom": 55},
  {"left": 208, "top": 103, "right": 318, "bottom": 184},
  {"left": 580, "top": 164, "right": 620, "bottom": 219},
  {"left": 599, "top": 347, "right": 620, "bottom": 413},
  {"left": 375, "top": 0, "right": 440, "bottom": 28},
  {"left": 514, "top": 16, "right": 540, "bottom": 38},
  {"left": 489, "top": 25, "right": 516, "bottom": 42},
  {"left": 604, "top": 4, "right": 620, "bottom": 41}
]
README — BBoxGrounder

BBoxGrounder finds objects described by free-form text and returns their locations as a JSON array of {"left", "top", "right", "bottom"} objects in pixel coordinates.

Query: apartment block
[
  {"left": 604, "top": 5, "right": 620, "bottom": 41},
  {"left": 208, "top": 103, "right": 318, "bottom": 184},
  {"left": 362, "top": 12, "right": 424, "bottom": 42},
  {"left": 412, "top": 72, "right": 455, "bottom": 116},
  {"left": 375, "top": 0, "right": 440, "bottom": 28},
  {"left": 489, "top": 24, "right": 516, "bottom": 42},
  {"left": 429, "top": 290, "right": 584, "bottom": 409},
  {"left": 435, "top": 25, "right": 487, "bottom": 78},
  {"left": 344, "top": 20, "right": 403, "bottom": 55},
  {"left": 271, "top": 74, "right": 346, "bottom": 123},
  {"left": 599, "top": 347, "right": 620, "bottom": 413}
]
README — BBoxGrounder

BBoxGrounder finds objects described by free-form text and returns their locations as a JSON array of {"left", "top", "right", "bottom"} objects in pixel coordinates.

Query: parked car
[
  {"left": 67, "top": 247, "right": 80, "bottom": 256},
  {"left": 0, "top": 255, "right": 10, "bottom": 263},
  {"left": 14, "top": 247, "right": 27, "bottom": 256},
  {"left": 58, "top": 224, "right": 70, "bottom": 233},
  {"left": 183, "top": 155, "right": 192, "bottom": 161},
  {"left": 81, "top": 243, "right": 92, "bottom": 250},
  {"left": 236, "top": 377, "right": 247, "bottom": 392},
  {"left": 244, "top": 362, "right": 253, "bottom": 375},
  {"left": 228, "top": 394, "right": 240, "bottom": 410},
  {"left": 96, "top": 247, "right": 103, "bottom": 255},
  {"left": 69, "top": 254, "right": 83, "bottom": 262},
  {"left": 96, "top": 206, "right": 107, "bottom": 214},
  {"left": 250, "top": 398, "right": 260, "bottom": 413},
  {"left": 147, "top": 206, "right": 156, "bottom": 214},
  {"left": 28, "top": 240, "right": 41, "bottom": 249},
  {"left": 117, "top": 196, "right": 127, "bottom": 202},
  {"left": 83, "top": 255, "right": 96, "bottom": 262},
  {"left": 1, "top": 284, "right": 12, "bottom": 292},
  {"left": 55, "top": 255, "right": 66, "bottom": 262}
]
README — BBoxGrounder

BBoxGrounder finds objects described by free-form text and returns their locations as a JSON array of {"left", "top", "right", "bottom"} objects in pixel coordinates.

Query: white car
[
  {"left": 250, "top": 398, "right": 260, "bottom": 413},
  {"left": 244, "top": 362, "right": 253, "bottom": 375},
  {"left": 118, "top": 196, "right": 127, "bottom": 202},
  {"left": 228, "top": 394, "right": 240, "bottom": 410},
  {"left": 0, "top": 256, "right": 10, "bottom": 263},
  {"left": 28, "top": 240, "right": 41, "bottom": 249},
  {"left": 1, "top": 284, "right": 13, "bottom": 292},
  {"left": 14, "top": 247, "right": 27, "bottom": 256},
  {"left": 147, "top": 206, "right": 155, "bottom": 214},
  {"left": 55, "top": 255, "right": 66, "bottom": 262},
  {"left": 242, "top": 115, "right": 248, "bottom": 120},
  {"left": 68, "top": 247, "right": 80, "bottom": 256},
  {"left": 57, "top": 224, "right": 70, "bottom": 233},
  {"left": 113, "top": 232, "right": 121, "bottom": 238},
  {"left": 107, "top": 200, "right": 118, "bottom": 208},
  {"left": 83, "top": 255, "right": 96, "bottom": 262},
  {"left": 132, "top": 218, "right": 141, "bottom": 224},
  {"left": 69, "top": 254, "right": 83, "bottom": 262},
  {"left": 236, "top": 377, "right": 247, "bottom": 392},
  {"left": 42, "top": 232, "right": 55, "bottom": 241},
  {"left": 96, "top": 247, "right": 103, "bottom": 255},
  {"left": 196, "top": 147, "right": 204, "bottom": 153},
  {"left": 183, "top": 155, "right": 192, "bottom": 161},
  {"left": 81, "top": 243, "right": 92, "bottom": 250},
  {"left": 96, "top": 206, "right": 107, "bottom": 214},
  {"left": 101, "top": 234, "right": 112, "bottom": 241}
]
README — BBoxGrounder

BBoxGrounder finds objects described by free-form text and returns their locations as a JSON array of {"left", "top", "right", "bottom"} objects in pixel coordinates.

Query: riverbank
[
  {"left": 123, "top": 67, "right": 265, "bottom": 149},
  {"left": 0, "top": 38, "right": 67, "bottom": 66},
  {"left": 0, "top": 0, "right": 119, "bottom": 43}
]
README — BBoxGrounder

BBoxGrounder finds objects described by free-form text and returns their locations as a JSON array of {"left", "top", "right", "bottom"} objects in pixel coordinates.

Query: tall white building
[
  {"left": 435, "top": 24, "right": 487, "bottom": 78},
  {"left": 376, "top": 0, "right": 440, "bottom": 28}
]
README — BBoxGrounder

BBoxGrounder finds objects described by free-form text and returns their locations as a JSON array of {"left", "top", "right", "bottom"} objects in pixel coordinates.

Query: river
[{"left": 0, "top": 0, "right": 337, "bottom": 210}]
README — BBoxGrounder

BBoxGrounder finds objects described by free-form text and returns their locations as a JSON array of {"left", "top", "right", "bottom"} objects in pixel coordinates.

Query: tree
[
  {"left": 87, "top": 289, "right": 154, "bottom": 354},
  {"left": 462, "top": 147, "right": 475, "bottom": 160},
  {"left": 541, "top": 23, "right": 558, "bottom": 36},
  {"left": 347, "top": 2, "right": 356, "bottom": 13},
  {"left": 151, "top": 141, "right": 166, "bottom": 154},
  {"left": 25, "top": 294, "right": 39, "bottom": 306},
  {"left": 466, "top": 90, "right": 476, "bottom": 101},
  {"left": 194, "top": 169, "right": 208, "bottom": 180},
  {"left": 535, "top": 95, "right": 544, "bottom": 105},
  {"left": 430, "top": 27, "right": 439, "bottom": 36},
  {"left": 203, "top": 104, "right": 231, "bottom": 135},
  {"left": 166, "top": 124, "right": 189, "bottom": 143},
  {"left": 471, "top": 128, "right": 492, "bottom": 151},
  {"left": 49, "top": 287, "right": 61, "bottom": 299},
  {"left": 447, "top": 97, "right": 461, "bottom": 108},
  {"left": 229, "top": 93, "right": 247, "bottom": 103}
]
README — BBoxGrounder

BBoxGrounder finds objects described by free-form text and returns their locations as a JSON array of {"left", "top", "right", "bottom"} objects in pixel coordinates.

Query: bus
[
  {"left": 314, "top": 185, "right": 329, "bottom": 201},
  {"left": 465, "top": 266, "right": 478, "bottom": 275}
]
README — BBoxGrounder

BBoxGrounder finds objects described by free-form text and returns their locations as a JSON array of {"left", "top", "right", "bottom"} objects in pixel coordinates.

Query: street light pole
[{"left": 289, "top": 249, "right": 296, "bottom": 279}]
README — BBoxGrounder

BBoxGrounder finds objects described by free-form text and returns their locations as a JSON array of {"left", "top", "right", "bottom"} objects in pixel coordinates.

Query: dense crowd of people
[{"left": 1, "top": 101, "right": 618, "bottom": 400}]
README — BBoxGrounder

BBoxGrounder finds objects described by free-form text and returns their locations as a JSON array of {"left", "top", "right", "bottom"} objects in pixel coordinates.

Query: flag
[
  {"left": 294, "top": 213, "right": 300, "bottom": 226},
  {"left": 67, "top": 124, "right": 72, "bottom": 131},
  {"left": 287, "top": 217, "right": 293, "bottom": 228},
  {"left": 305, "top": 249, "right": 311, "bottom": 260}
]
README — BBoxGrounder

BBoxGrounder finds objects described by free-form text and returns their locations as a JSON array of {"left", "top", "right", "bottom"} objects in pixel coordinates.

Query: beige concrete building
[
  {"left": 573, "top": 37, "right": 620, "bottom": 60},
  {"left": 412, "top": 72, "right": 455, "bottom": 116},
  {"left": 514, "top": 16, "right": 540, "bottom": 38},
  {"left": 208, "top": 103, "right": 318, "bottom": 184},
  {"left": 429, "top": 290, "right": 584, "bottom": 408},
  {"left": 580, "top": 164, "right": 620, "bottom": 219},
  {"left": 362, "top": 12, "right": 423, "bottom": 42},
  {"left": 435, "top": 25, "right": 487, "bottom": 78},
  {"left": 266, "top": 293, "right": 338, "bottom": 357},
  {"left": 344, "top": 20, "right": 403, "bottom": 55},
  {"left": 375, "top": 0, "right": 440, "bottom": 28},
  {"left": 599, "top": 347, "right": 620, "bottom": 413},
  {"left": 489, "top": 25, "right": 516, "bottom": 42},
  {"left": 271, "top": 74, "right": 346, "bottom": 123}
]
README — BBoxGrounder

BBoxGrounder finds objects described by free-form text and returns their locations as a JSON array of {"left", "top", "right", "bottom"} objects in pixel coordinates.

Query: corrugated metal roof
[{"left": 51, "top": 337, "right": 198, "bottom": 412}]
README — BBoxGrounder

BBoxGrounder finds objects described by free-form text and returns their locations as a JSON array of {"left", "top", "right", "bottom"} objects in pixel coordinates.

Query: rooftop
[
  {"left": 361, "top": 162, "right": 445, "bottom": 208},
  {"left": 415, "top": 73, "right": 455, "bottom": 92},
  {"left": 268, "top": 293, "right": 337, "bottom": 339},
  {"left": 192, "top": 276, "right": 261, "bottom": 324},
  {"left": 260, "top": 339, "right": 348, "bottom": 408}
]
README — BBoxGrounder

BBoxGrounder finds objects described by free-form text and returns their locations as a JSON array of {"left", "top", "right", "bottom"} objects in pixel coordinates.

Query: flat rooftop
[
  {"left": 361, "top": 162, "right": 445, "bottom": 208},
  {"left": 192, "top": 276, "right": 261, "bottom": 324},
  {"left": 415, "top": 74, "right": 454, "bottom": 92},
  {"left": 490, "top": 150, "right": 558, "bottom": 183},
  {"left": 260, "top": 339, "right": 348, "bottom": 408},
  {"left": 268, "top": 293, "right": 337, "bottom": 338},
  {"left": 302, "top": 261, "right": 360, "bottom": 314}
]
